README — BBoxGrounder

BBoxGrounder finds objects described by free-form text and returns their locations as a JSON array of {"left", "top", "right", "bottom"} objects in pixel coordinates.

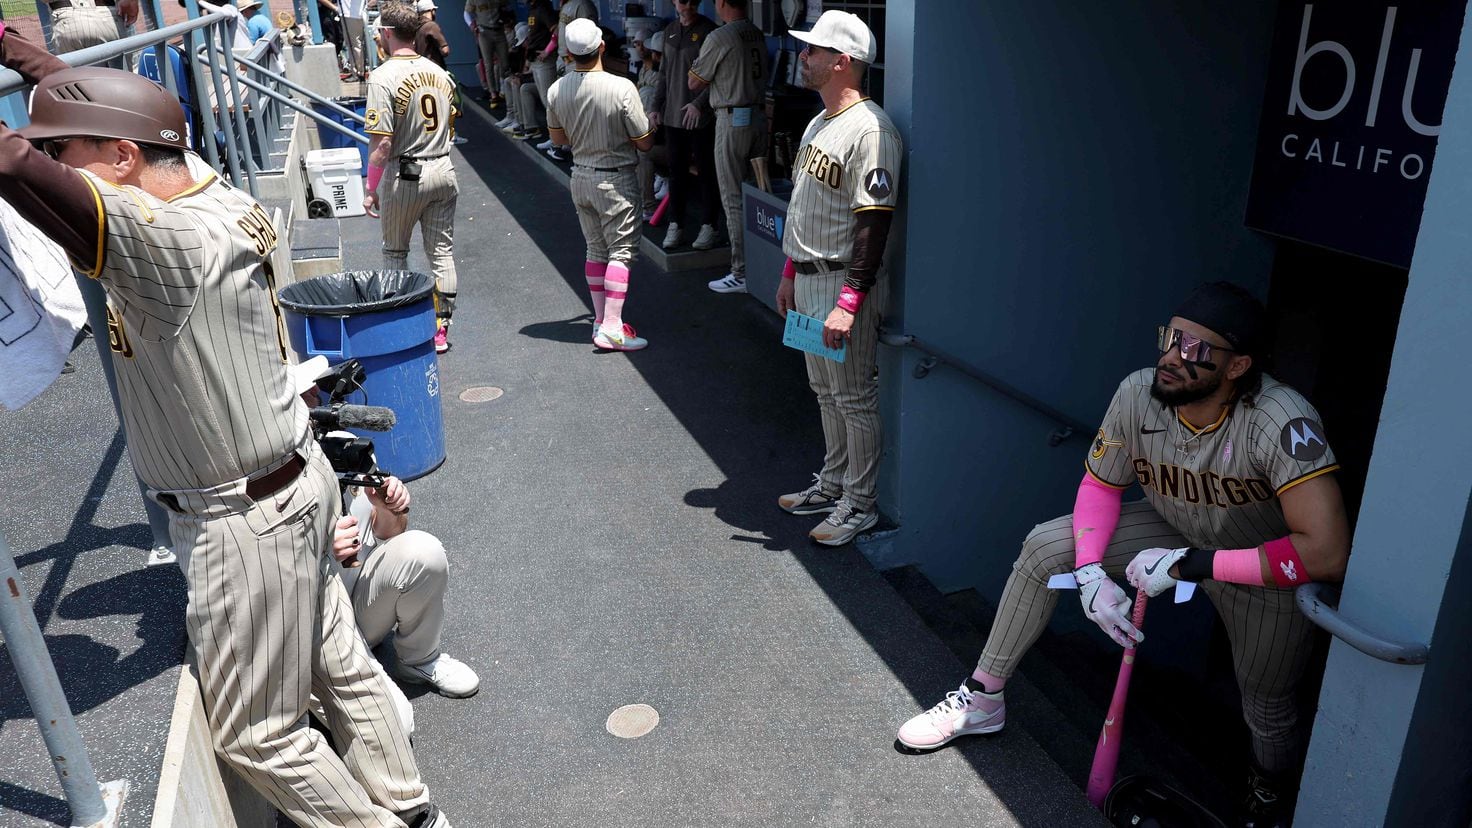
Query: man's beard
[
  {"left": 801, "top": 62, "right": 829, "bottom": 90},
  {"left": 1149, "top": 368, "right": 1223, "bottom": 406}
]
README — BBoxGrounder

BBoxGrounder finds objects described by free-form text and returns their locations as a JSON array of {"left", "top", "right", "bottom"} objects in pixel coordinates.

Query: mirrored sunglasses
[{"left": 1157, "top": 325, "right": 1233, "bottom": 366}]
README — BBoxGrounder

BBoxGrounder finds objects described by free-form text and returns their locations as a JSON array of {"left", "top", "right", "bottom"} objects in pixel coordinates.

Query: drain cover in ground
[{"left": 606, "top": 704, "right": 659, "bottom": 739}]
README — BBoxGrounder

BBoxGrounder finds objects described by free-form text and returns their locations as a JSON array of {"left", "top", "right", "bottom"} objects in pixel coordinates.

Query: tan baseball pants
[
  {"left": 714, "top": 108, "right": 766, "bottom": 278},
  {"left": 49, "top": 3, "right": 130, "bottom": 70},
  {"left": 351, "top": 529, "right": 449, "bottom": 667},
  {"left": 794, "top": 266, "right": 882, "bottom": 511},
  {"left": 160, "top": 439, "right": 429, "bottom": 828},
  {"left": 975, "top": 499, "right": 1320, "bottom": 773},
  {"left": 380, "top": 156, "right": 459, "bottom": 317},
  {"left": 571, "top": 167, "right": 641, "bottom": 265}
]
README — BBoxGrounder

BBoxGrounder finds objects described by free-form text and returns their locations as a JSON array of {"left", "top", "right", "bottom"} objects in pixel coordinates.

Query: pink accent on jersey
[
  {"left": 1212, "top": 547, "right": 1268, "bottom": 586},
  {"left": 1264, "top": 536, "right": 1308, "bottom": 586},
  {"left": 1073, "top": 473, "right": 1125, "bottom": 567}
]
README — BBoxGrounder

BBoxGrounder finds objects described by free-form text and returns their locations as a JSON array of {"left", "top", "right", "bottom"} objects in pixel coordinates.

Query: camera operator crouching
[{"left": 297, "top": 359, "right": 480, "bottom": 699}]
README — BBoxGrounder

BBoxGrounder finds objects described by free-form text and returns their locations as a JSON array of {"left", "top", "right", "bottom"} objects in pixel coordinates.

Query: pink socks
[
  {"left": 602, "top": 261, "right": 629, "bottom": 332},
  {"left": 585, "top": 260, "right": 607, "bottom": 325}
]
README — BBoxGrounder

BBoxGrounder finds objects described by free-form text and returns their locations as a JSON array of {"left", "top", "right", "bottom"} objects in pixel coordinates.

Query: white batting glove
[
  {"left": 1075, "top": 563, "right": 1143, "bottom": 648},
  {"left": 1126, "top": 547, "right": 1190, "bottom": 598}
]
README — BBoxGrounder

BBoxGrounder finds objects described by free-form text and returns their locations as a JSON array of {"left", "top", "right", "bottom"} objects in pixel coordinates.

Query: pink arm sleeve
[{"left": 1072, "top": 473, "right": 1124, "bottom": 568}]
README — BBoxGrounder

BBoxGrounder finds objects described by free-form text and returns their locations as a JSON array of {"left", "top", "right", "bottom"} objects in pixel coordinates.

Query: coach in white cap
[{"left": 773, "top": 9, "right": 903, "bottom": 547}]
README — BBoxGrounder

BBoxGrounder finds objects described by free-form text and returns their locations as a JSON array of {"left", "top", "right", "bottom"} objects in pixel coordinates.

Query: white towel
[{"left": 0, "top": 198, "right": 86, "bottom": 412}]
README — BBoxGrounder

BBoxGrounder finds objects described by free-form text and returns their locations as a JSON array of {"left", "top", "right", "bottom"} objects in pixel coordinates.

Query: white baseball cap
[
  {"left": 512, "top": 21, "right": 530, "bottom": 47},
  {"left": 413, "top": 0, "right": 435, "bottom": 10},
  {"left": 292, "top": 355, "right": 331, "bottom": 396},
  {"left": 789, "top": 10, "right": 877, "bottom": 64},
  {"left": 237, "top": 0, "right": 263, "bottom": 11},
  {"left": 564, "top": 18, "right": 601, "bottom": 57},
  {"left": 646, "top": 31, "right": 663, "bottom": 53}
]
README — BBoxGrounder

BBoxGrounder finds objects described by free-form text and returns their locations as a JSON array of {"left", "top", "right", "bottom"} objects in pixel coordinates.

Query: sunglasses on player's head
[{"left": 1157, "top": 326, "right": 1234, "bottom": 366}]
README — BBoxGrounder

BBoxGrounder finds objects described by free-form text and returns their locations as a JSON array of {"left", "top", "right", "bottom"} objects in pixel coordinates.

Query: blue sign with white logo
[{"left": 747, "top": 197, "right": 786, "bottom": 246}]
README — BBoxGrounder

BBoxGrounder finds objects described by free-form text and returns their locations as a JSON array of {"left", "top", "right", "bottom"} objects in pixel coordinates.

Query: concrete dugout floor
[{"left": 0, "top": 113, "right": 1102, "bottom": 827}]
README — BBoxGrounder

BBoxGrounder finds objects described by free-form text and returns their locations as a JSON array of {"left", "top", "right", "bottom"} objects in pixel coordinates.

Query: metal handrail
[
  {"left": 879, "top": 331, "right": 1093, "bottom": 446},
  {"left": 0, "top": 14, "right": 220, "bottom": 90},
  {"left": 1295, "top": 582, "right": 1430, "bottom": 665},
  {"left": 206, "top": 41, "right": 367, "bottom": 145}
]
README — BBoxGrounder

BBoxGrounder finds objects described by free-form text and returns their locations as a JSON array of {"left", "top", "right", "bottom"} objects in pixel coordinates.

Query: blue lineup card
[{"left": 783, "top": 311, "right": 847, "bottom": 363}]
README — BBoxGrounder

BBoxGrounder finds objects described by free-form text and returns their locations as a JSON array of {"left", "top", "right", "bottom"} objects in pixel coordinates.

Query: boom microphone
[{"left": 309, "top": 404, "right": 397, "bottom": 432}]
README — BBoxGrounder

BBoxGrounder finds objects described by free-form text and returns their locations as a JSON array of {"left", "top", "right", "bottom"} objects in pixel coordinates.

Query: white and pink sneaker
[{"left": 896, "top": 683, "right": 1006, "bottom": 750}]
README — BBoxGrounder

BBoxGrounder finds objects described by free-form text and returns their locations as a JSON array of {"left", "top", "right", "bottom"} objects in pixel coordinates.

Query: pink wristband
[
  {"left": 1211, "top": 547, "right": 1266, "bottom": 586},
  {"left": 0, "top": 22, "right": 8, "bottom": 41},
  {"left": 1263, "top": 536, "right": 1309, "bottom": 586},
  {"left": 782, "top": 258, "right": 796, "bottom": 280},
  {"left": 366, "top": 163, "right": 384, "bottom": 193},
  {"left": 836, "top": 285, "right": 865, "bottom": 313}
]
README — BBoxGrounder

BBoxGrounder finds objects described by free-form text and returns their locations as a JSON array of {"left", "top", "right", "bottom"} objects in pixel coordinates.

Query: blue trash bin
[
  {"left": 312, "top": 96, "right": 369, "bottom": 175},
  {"left": 278, "top": 271, "right": 445, "bottom": 481}
]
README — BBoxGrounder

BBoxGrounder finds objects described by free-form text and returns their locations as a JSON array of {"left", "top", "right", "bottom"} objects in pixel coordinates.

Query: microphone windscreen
[{"left": 335, "top": 404, "right": 397, "bottom": 431}]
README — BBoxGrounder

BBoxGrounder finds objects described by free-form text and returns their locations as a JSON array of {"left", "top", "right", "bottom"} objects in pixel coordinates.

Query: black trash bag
[
  {"left": 1104, "top": 776, "right": 1229, "bottom": 828},
  {"left": 278, "top": 270, "right": 435, "bottom": 317}
]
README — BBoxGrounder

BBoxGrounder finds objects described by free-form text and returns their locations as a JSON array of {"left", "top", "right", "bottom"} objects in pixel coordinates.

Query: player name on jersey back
[{"left": 783, "top": 311, "right": 846, "bottom": 363}]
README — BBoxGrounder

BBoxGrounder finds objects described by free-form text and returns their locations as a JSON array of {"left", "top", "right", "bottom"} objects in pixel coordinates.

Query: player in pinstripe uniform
[
  {"left": 0, "top": 31, "right": 450, "bottom": 828},
  {"left": 464, "top": 0, "right": 506, "bottom": 100},
  {"left": 547, "top": 18, "right": 655, "bottom": 352},
  {"left": 896, "top": 282, "right": 1350, "bottom": 828},
  {"left": 773, "top": 11, "right": 902, "bottom": 547},
  {"left": 46, "top": 0, "right": 136, "bottom": 71},
  {"left": 364, "top": 2, "right": 460, "bottom": 355},
  {"left": 522, "top": 0, "right": 557, "bottom": 142},
  {"left": 688, "top": 0, "right": 770, "bottom": 295}
]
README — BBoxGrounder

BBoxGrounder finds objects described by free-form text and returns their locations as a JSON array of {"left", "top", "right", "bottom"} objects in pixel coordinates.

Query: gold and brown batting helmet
[{"left": 20, "top": 67, "right": 188, "bottom": 151}]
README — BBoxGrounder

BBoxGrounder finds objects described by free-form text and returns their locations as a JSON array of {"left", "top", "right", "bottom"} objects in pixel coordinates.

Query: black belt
[
  {"left": 244, "top": 453, "right": 306, "bottom": 501},
  {"left": 575, "top": 164, "right": 635, "bottom": 173},
  {"left": 793, "top": 259, "right": 846, "bottom": 275},
  {"left": 401, "top": 153, "right": 449, "bottom": 162},
  {"left": 719, "top": 105, "right": 758, "bottom": 112},
  {"left": 50, "top": 0, "right": 116, "bottom": 8}
]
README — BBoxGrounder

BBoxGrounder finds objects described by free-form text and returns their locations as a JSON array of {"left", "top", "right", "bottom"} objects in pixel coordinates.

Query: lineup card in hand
[{"left": 783, "top": 311, "right": 847, "bottom": 363}]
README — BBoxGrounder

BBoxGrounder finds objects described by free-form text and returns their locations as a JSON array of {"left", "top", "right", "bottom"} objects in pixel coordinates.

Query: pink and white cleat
[
  {"left": 593, "top": 323, "right": 648, "bottom": 352},
  {"left": 896, "top": 683, "right": 1005, "bottom": 750}
]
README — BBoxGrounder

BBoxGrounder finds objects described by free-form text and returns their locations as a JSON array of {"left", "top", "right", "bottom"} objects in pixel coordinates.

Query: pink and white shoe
[
  {"left": 434, "top": 324, "right": 449, "bottom": 354},
  {"left": 896, "top": 683, "right": 1005, "bottom": 750},
  {"left": 593, "top": 323, "right": 648, "bottom": 352}
]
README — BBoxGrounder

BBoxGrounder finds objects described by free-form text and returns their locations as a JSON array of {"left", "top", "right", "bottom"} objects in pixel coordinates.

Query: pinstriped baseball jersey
[
  {"left": 71, "top": 167, "right": 304, "bottom": 491},
  {"left": 688, "top": 18, "right": 769, "bottom": 108},
  {"left": 365, "top": 55, "right": 457, "bottom": 159},
  {"left": 546, "top": 68, "right": 652, "bottom": 169},
  {"left": 781, "top": 98, "right": 903, "bottom": 263},
  {"left": 556, "top": 0, "right": 598, "bottom": 58},
  {"left": 1085, "top": 368, "right": 1340, "bottom": 550}
]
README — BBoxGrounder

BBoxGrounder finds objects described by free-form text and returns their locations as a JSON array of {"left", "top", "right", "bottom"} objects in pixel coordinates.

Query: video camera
[{"left": 304, "top": 359, "right": 397, "bottom": 490}]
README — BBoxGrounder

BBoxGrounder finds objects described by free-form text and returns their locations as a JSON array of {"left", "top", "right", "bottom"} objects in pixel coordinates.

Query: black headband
[{"left": 1173, "top": 282, "right": 1267, "bottom": 356}]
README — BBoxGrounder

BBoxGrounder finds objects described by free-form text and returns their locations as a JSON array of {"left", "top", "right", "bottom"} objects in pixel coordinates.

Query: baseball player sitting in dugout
[
  {"left": 297, "top": 362, "right": 480, "bottom": 700},
  {"left": 895, "top": 282, "right": 1349, "bottom": 828}
]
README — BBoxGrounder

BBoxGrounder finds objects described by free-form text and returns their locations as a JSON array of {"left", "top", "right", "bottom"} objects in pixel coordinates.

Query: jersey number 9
[{"left": 420, "top": 95, "right": 439, "bottom": 132}]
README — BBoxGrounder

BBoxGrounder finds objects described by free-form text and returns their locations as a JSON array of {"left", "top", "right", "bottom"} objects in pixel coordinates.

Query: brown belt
[
  {"left": 245, "top": 454, "right": 306, "bottom": 501},
  {"left": 49, "top": 0, "right": 117, "bottom": 9}
]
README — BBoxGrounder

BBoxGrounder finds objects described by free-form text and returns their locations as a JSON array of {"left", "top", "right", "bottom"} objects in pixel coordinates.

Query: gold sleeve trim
[
  {"left": 853, "top": 205, "right": 895, "bottom": 213},
  {"left": 1275, "top": 464, "right": 1340, "bottom": 496},
  {"left": 1084, "top": 463, "right": 1131, "bottom": 490},
  {"left": 630, "top": 126, "right": 656, "bottom": 142},
  {"left": 366, "top": 129, "right": 395, "bottom": 136},
  {"left": 75, "top": 173, "right": 106, "bottom": 279}
]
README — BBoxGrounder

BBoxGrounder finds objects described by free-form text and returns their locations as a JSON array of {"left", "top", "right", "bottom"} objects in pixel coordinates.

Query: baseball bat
[
  {"left": 1085, "top": 588, "right": 1149, "bottom": 808},
  {"left": 649, "top": 191, "right": 671, "bottom": 227}
]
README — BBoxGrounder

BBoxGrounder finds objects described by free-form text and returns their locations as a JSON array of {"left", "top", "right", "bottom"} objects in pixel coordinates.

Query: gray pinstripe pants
[
  {"left": 49, "top": 5, "right": 130, "bottom": 71},
  {"left": 976, "top": 500, "right": 1319, "bottom": 772},
  {"left": 380, "top": 157, "right": 459, "bottom": 318},
  {"left": 795, "top": 267, "right": 882, "bottom": 511},
  {"left": 571, "top": 167, "right": 641, "bottom": 264},
  {"left": 714, "top": 108, "right": 766, "bottom": 278},
  {"left": 163, "top": 441, "right": 426, "bottom": 827}
]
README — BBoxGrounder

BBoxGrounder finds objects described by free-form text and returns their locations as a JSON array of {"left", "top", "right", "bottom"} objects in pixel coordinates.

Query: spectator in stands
[
  {"left": 318, "top": 0, "right": 348, "bottom": 74},
  {"left": 241, "top": 0, "right": 274, "bottom": 43}
]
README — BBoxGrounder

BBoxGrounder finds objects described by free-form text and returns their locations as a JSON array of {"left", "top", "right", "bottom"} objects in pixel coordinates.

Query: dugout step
[{"left": 289, "top": 217, "right": 343, "bottom": 281}]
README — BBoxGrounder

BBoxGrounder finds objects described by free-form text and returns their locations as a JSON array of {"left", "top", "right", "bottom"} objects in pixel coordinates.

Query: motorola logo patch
[{"left": 1279, "top": 417, "right": 1328, "bottom": 462}]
